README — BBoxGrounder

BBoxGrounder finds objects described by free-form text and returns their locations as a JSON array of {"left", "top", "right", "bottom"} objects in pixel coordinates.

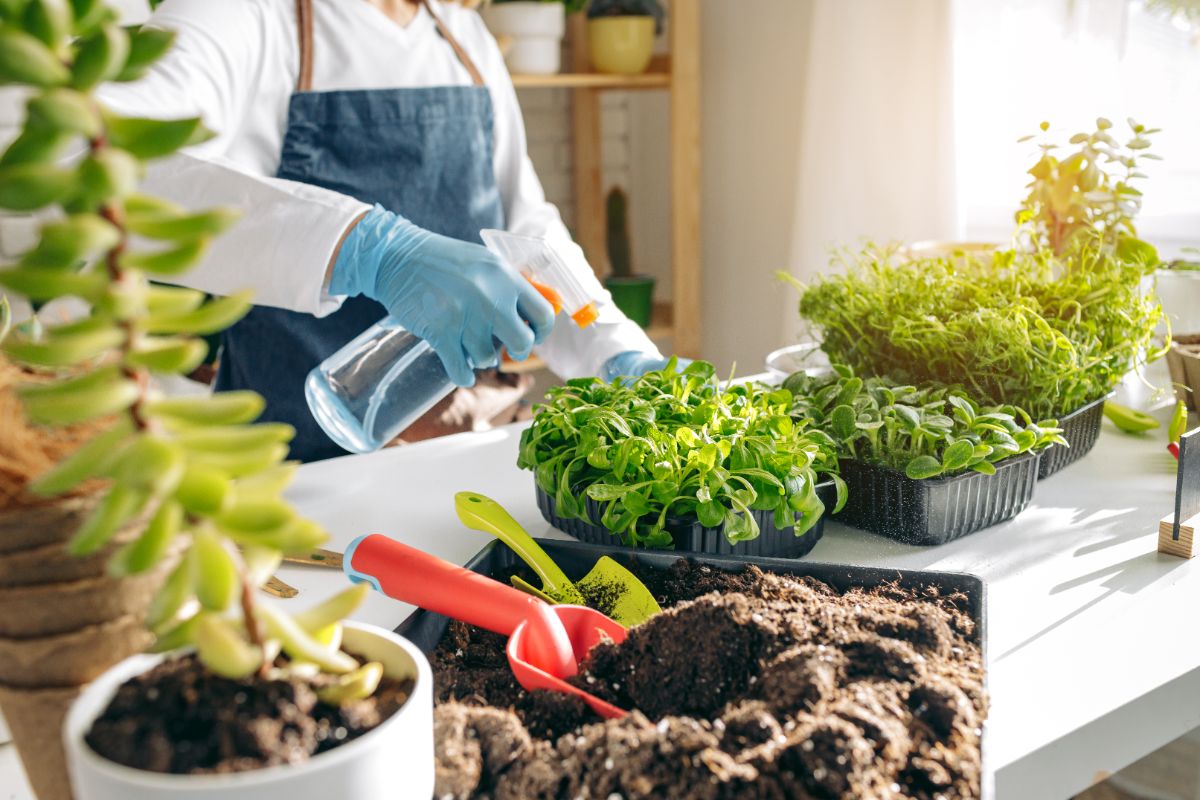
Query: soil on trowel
[
  {"left": 85, "top": 652, "right": 413, "bottom": 774},
  {"left": 433, "top": 559, "right": 986, "bottom": 800}
]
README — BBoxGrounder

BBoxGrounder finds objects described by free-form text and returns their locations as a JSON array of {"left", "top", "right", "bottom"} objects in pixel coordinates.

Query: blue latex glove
[
  {"left": 331, "top": 205, "right": 556, "bottom": 387},
  {"left": 601, "top": 351, "right": 693, "bottom": 382}
]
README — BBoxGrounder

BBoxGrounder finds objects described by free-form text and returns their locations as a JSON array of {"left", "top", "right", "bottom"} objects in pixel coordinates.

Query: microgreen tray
[
  {"left": 1036, "top": 396, "right": 1107, "bottom": 480},
  {"left": 833, "top": 450, "right": 1040, "bottom": 545},
  {"left": 533, "top": 479, "right": 839, "bottom": 558},
  {"left": 395, "top": 538, "right": 991, "bottom": 799}
]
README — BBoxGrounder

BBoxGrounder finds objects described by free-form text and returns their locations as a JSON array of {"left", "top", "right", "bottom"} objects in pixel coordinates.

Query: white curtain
[
  {"left": 952, "top": 0, "right": 1200, "bottom": 256},
  {"left": 781, "top": 0, "right": 1200, "bottom": 346},
  {"left": 783, "top": 0, "right": 959, "bottom": 344}
]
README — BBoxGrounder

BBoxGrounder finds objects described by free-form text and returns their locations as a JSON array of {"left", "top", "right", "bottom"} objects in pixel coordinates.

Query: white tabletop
[{"left": 2, "top": 384, "right": 1195, "bottom": 800}]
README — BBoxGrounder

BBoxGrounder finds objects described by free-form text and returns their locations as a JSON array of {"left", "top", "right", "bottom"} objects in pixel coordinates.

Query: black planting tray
[
  {"left": 533, "top": 479, "right": 839, "bottom": 559},
  {"left": 395, "top": 538, "right": 990, "bottom": 799},
  {"left": 834, "top": 451, "right": 1040, "bottom": 546},
  {"left": 1037, "top": 396, "right": 1107, "bottom": 480}
]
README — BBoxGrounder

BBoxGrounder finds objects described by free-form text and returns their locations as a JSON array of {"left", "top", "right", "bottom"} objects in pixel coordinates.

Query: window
[{"left": 953, "top": 0, "right": 1200, "bottom": 257}]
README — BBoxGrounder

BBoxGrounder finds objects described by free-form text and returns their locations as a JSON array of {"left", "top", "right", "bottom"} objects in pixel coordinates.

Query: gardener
[{"left": 98, "top": 0, "right": 675, "bottom": 461}]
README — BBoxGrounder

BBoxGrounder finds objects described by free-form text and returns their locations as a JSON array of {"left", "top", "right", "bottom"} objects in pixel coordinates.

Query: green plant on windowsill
[
  {"left": 0, "top": 0, "right": 372, "bottom": 694},
  {"left": 1144, "top": 0, "right": 1200, "bottom": 27},
  {"left": 1017, "top": 117, "right": 1161, "bottom": 258}
]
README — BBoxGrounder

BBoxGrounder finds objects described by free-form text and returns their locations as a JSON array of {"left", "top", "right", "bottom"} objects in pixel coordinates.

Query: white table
[{"left": 3, "top": 397, "right": 1195, "bottom": 800}]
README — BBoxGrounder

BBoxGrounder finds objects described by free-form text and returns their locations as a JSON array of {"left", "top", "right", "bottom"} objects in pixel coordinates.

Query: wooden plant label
[{"left": 1159, "top": 427, "right": 1200, "bottom": 559}]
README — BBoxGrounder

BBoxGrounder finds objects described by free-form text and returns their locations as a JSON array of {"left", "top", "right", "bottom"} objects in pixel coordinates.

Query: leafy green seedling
[
  {"left": 518, "top": 359, "right": 846, "bottom": 548},
  {"left": 786, "top": 366, "right": 1066, "bottom": 480}
]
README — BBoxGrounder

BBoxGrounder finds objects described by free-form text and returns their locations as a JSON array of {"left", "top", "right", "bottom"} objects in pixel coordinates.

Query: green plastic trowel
[{"left": 454, "top": 492, "right": 661, "bottom": 627}]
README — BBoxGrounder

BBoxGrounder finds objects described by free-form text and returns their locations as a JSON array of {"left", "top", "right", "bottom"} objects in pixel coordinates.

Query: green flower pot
[{"left": 605, "top": 275, "right": 655, "bottom": 328}]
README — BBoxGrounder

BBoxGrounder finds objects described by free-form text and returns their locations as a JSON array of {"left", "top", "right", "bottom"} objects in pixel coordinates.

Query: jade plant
[
  {"left": 0, "top": 0, "right": 374, "bottom": 698},
  {"left": 517, "top": 359, "right": 846, "bottom": 548},
  {"left": 785, "top": 366, "right": 1066, "bottom": 480}
]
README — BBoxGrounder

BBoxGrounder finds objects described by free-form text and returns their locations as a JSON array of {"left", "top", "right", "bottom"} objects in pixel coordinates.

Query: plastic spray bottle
[{"left": 305, "top": 230, "right": 599, "bottom": 454}]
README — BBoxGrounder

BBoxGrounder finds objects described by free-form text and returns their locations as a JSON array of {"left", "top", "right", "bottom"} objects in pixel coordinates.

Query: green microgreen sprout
[
  {"left": 785, "top": 366, "right": 1066, "bottom": 480},
  {"left": 517, "top": 359, "right": 847, "bottom": 548}
]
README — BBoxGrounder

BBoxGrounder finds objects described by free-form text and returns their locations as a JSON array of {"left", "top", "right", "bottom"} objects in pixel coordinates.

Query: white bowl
[
  {"left": 480, "top": 2, "right": 565, "bottom": 74},
  {"left": 480, "top": 2, "right": 565, "bottom": 37},
  {"left": 64, "top": 623, "right": 433, "bottom": 800},
  {"left": 764, "top": 342, "right": 831, "bottom": 383},
  {"left": 1156, "top": 268, "right": 1200, "bottom": 336}
]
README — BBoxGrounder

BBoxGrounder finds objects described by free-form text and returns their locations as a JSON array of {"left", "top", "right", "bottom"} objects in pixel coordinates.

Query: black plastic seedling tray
[
  {"left": 533, "top": 479, "right": 839, "bottom": 558},
  {"left": 1037, "top": 396, "right": 1107, "bottom": 480},
  {"left": 395, "top": 538, "right": 990, "bottom": 799},
  {"left": 834, "top": 450, "right": 1040, "bottom": 546}
]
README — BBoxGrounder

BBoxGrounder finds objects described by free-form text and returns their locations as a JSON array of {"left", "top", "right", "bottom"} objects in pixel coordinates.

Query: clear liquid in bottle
[{"left": 305, "top": 316, "right": 454, "bottom": 454}]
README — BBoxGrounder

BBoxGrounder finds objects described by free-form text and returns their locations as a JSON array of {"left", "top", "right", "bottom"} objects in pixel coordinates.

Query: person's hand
[
  {"left": 601, "top": 351, "right": 692, "bottom": 382},
  {"left": 331, "top": 206, "right": 556, "bottom": 387}
]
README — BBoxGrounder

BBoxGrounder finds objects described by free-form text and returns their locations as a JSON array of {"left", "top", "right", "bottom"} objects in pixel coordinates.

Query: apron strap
[
  {"left": 292, "top": 0, "right": 486, "bottom": 92},
  {"left": 295, "top": 0, "right": 314, "bottom": 92},
  {"left": 421, "top": 0, "right": 486, "bottom": 88}
]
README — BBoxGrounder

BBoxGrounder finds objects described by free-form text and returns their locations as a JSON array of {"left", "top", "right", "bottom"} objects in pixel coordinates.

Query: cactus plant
[
  {"left": 602, "top": 185, "right": 655, "bottom": 328},
  {"left": 0, "top": 0, "right": 373, "bottom": 698},
  {"left": 605, "top": 186, "right": 633, "bottom": 279}
]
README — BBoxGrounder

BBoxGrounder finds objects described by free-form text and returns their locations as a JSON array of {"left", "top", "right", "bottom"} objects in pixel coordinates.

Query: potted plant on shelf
[
  {"left": 479, "top": 0, "right": 586, "bottom": 75},
  {"left": 601, "top": 186, "right": 654, "bottom": 328},
  {"left": 0, "top": 4, "right": 431, "bottom": 799},
  {"left": 586, "top": 0, "right": 663, "bottom": 75}
]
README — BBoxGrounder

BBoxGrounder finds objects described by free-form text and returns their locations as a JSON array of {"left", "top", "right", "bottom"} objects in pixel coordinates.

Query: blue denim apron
[{"left": 215, "top": 0, "right": 505, "bottom": 462}]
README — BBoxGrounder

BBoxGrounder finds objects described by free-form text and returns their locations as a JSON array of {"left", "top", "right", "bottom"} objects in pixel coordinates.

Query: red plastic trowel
[{"left": 343, "top": 534, "right": 628, "bottom": 719}]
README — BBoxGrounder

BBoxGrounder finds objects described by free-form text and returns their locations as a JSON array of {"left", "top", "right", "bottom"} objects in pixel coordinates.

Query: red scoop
[{"left": 344, "top": 534, "right": 628, "bottom": 719}]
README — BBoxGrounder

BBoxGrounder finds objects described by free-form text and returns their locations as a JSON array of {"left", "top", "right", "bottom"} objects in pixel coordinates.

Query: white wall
[
  {"left": 516, "top": 88, "right": 634, "bottom": 236},
  {"left": 653, "top": 0, "right": 816, "bottom": 373}
]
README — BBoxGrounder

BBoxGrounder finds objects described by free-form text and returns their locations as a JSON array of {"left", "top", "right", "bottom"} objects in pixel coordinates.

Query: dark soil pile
[
  {"left": 85, "top": 653, "right": 413, "bottom": 774},
  {"left": 433, "top": 560, "right": 986, "bottom": 800}
]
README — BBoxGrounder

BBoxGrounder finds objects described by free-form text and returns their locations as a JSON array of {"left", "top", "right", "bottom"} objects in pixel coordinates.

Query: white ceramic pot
[
  {"left": 1156, "top": 268, "right": 1200, "bottom": 337},
  {"left": 764, "top": 342, "right": 831, "bottom": 383},
  {"left": 480, "top": 1, "right": 566, "bottom": 74},
  {"left": 64, "top": 623, "right": 433, "bottom": 800}
]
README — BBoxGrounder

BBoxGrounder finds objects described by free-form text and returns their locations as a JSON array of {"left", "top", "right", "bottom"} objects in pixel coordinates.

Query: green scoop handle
[{"left": 454, "top": 492, "right": 583, "bottom": 604}]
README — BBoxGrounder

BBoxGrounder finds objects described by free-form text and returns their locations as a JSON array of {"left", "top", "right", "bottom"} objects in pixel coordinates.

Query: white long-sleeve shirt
[{"left": 97, "top": 0, "right": 658, "bottom": 378}]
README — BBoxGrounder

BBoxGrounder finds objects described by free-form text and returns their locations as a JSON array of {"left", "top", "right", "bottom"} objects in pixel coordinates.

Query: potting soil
[
  {"left": 433, "top": 560, "right": 986, "bottom": 799},
  {"left": 85, "top": 653, "right": 413, "bottom": 774}
]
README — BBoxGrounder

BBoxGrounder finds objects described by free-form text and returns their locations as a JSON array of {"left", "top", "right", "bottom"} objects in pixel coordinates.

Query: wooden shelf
[
  {"left": 503, "top": 3, "right": 701, "bottom": 360},
  {"left": 510, "top": 71, "right": 670, "bottom": 90},
  {"left": 645, "top": 301, "right": 674, "bottom": 340}
]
